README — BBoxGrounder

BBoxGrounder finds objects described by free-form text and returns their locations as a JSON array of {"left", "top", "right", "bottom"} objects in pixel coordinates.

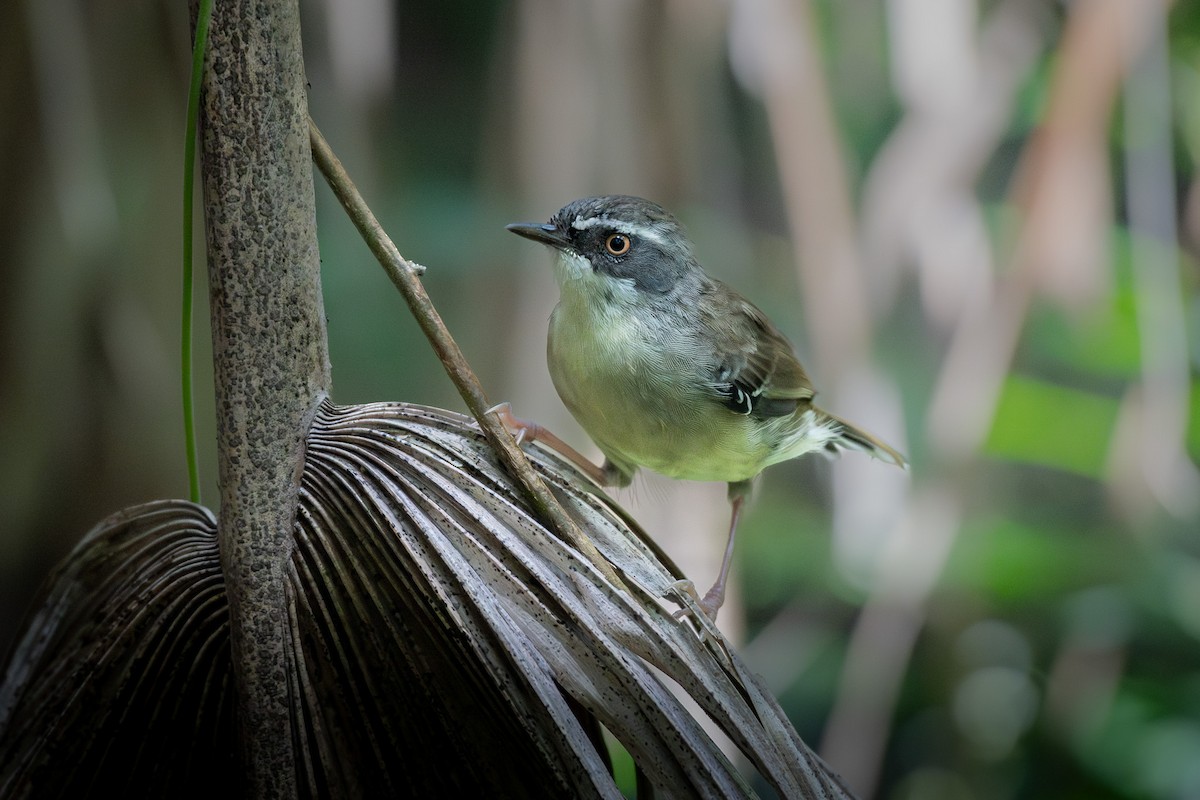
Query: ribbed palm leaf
[{"left": 0, "top": 401, "right": 853, "bottom": 798}]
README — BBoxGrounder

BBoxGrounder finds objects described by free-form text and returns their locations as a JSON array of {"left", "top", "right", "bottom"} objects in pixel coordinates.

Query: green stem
[{"left": 182, "top": 0, "right": 214, "bottom": 504}]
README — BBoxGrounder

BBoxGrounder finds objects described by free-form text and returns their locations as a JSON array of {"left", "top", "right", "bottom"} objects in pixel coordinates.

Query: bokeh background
[{"left": 3, "top": 0, "right": 1199, "bottom": 797}]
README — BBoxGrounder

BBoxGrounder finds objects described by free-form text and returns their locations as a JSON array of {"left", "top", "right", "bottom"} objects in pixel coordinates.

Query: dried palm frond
[{"left": 0, "top": 401, "right": 852, "bottom": 799}]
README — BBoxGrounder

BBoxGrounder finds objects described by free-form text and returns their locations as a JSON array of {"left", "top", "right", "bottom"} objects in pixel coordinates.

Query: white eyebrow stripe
[{"left": 570, "top": 215, "right": 671, "bottom": 249}]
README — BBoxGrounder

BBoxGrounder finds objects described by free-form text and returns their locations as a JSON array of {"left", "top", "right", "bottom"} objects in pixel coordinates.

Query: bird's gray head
[{"left": 507, "top": 195, "right": 696, "bottom": 295}]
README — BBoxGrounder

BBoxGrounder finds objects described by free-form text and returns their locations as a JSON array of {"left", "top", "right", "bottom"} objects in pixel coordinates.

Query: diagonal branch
[{"left": 307, "top": 118, "right": 627, "bottom": 592}]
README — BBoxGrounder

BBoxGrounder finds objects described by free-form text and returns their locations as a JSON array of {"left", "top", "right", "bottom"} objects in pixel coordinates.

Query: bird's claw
[
  {"left": 485, "top": 403, "right": 613, "bottom": 487},
  {"left": 487, "top": 401, "right": 541, "bottom": 447},
  {"left": 667, "top": 579, "right": 721, "bottom": 625},
  {"left": 667, "top": 579, "right": 700, "bottom": 604}
]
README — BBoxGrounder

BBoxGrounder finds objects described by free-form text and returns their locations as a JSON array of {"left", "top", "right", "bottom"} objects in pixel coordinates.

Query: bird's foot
[
  {"left": 486, "top": 402, "right": 611, "bottom": 486},
  {"left": 697, "top": 584, "right": 726, "bottom": 621},
  {"left": 668, "top": 579, "right": 722, "bottom": 624},
  {"left": 487, "top": 401, "right": 543, "bottom": 446}
]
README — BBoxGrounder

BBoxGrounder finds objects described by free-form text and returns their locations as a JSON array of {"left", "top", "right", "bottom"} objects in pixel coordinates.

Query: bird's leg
[
  {"left": 487, "top": 402, "right": 614, "bottom": 487},
  {"left": 693, "top": 489, "right": 747, "bottom": 621}
]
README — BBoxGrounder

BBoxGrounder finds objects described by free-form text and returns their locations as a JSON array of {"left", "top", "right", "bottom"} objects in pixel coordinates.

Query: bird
[{"left": 503, "top": 195, "right": 906, "bottom": 621}]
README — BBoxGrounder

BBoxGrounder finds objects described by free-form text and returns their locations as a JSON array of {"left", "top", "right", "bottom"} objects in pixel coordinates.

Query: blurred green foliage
[
  {"left": 986, "top": 376, "right": 1120, "bottom": 476},
  {"left": 2, "top": 1, "right": 1199, "bottom": 798}
]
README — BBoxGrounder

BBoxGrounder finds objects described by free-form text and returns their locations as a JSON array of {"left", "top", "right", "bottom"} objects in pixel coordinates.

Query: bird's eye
[{"left": 605, "top": 233, "right": 631, "bottom": 256}]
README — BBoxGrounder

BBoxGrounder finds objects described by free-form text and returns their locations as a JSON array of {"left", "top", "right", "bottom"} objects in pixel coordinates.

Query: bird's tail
[{"left": 816, "top": 407, "right": 908, "bottom": 469}]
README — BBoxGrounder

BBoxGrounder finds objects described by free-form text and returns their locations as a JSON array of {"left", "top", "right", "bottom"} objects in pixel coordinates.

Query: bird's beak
[{"left": 506, "top": 221, "right": 570, "bottom": 250}]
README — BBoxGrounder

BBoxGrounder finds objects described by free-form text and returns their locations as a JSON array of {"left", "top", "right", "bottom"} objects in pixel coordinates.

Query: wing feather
[{"left": 698, "top": 280, "right": 813, "bottom": 419}]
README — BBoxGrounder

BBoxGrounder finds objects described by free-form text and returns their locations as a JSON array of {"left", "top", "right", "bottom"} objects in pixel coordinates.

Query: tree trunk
[{"left": 196, "top": 0, "right": 330, "bottom": 795}]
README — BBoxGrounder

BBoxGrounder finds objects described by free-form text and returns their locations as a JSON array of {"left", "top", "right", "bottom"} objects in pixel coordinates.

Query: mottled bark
[{"left": 195, "top": 0, "right": 330, "bottom": 795}]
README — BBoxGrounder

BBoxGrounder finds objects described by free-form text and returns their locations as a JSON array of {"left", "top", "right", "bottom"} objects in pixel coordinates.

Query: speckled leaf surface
[{"left": 0, "top": 401, "right": 852, "bottom": 799}]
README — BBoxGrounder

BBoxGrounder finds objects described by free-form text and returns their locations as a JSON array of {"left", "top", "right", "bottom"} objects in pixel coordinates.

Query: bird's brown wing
[{"left": 701, "top": 281, "right": 814, "bottom": 419}]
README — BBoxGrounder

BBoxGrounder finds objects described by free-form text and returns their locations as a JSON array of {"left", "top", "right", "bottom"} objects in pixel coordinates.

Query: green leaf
[
  {"left": 943, "top": 516, "right": 1129, "bottom": 602},
  {"left": 985, "top": 375, "right": 1120, "bottom": 477},
  {"left": 1189, "top": 379, "right": 1200, "bottom": 463},
  {"left": 1025, "top": 290, "right": 1142, "bottom": 379},
  {"left": 180, "top": 0, "right": 214, "bottom": 504}
]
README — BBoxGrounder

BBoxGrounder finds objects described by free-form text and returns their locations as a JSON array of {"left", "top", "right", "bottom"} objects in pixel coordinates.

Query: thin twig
[{"left": 307, "top": 117, "right": 626, "bottom": 590}]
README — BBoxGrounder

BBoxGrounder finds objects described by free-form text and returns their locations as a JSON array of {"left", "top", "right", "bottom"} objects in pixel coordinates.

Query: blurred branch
[
  {"left": 929, "top": 0, "right": 1163, "bottom": 461},
  {"left": 1110, "top": 4, "right": 1200, "bottom": 517},
  {"left": 307, "top": 118, "right": 627, "bottom": 591},
  {"left": 732, "top": 1, "right": 912, "bottom": 794},
  {"left": 732, "top": 0, "right": 870, "bottom": 373},
  {"left": 821, "top": 0, "right": 1167, "bottom": 795},
  {"left": 819, "top": 484, "right": 960, "bottom": 798},
  {"left": 25, "top": 0, "right": 118, "bottom": 252},
  {"left": 861, "top": 0, "right": 1049, "bottom": 326}
]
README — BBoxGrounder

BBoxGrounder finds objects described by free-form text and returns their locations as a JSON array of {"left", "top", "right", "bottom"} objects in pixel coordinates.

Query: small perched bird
[{"left": 505, "top": 195, "right": 905, "bottom": 620}]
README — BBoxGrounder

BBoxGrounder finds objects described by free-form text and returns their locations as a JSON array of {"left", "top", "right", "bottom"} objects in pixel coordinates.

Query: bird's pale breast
[{"left": 547, "top": 293, "right": 774, "bottom": 483}]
